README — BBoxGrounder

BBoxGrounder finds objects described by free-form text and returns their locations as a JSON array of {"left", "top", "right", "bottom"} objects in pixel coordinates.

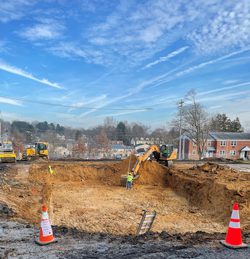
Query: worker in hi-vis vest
[
  {"left": 48, "top": 165, "right": 55, "bottom": 175},
  {"left": 126, "top": 172, "right": 133, "bottom": 189}
]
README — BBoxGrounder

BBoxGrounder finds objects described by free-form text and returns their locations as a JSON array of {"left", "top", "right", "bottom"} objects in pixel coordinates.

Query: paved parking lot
[{"left": 223, "top": 163, "right": 250, "bottom": 173}]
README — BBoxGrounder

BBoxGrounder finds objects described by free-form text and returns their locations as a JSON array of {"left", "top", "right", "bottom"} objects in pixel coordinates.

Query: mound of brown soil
[{"left": 28, "top": 156, "right": 167, "bottom": 187}]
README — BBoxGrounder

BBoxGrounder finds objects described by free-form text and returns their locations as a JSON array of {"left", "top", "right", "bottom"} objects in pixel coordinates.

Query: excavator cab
[
  {"left": 160, "top": 145, "right": 174, "bottom": 158},
  {"left": 35, "top": 142, "right": 48, "bottom": 158}
]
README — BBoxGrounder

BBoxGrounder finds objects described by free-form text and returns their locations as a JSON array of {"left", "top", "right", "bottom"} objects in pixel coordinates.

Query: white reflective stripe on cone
[
  {"left": 231, "top": 210, "right": 240, "bottom": 220},
  {"left": 229, "top": 221, "right": 240, "bottom": 229},
  {"left": 42, "top": 212, "right": 49, "bottom": 220}
]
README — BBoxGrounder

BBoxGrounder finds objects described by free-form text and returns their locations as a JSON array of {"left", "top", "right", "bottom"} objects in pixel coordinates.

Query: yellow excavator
[
  {"left": 22, "top": 142, "right": 49, "bottom": 160},
  {"left": 132, "top": 144, "right": 177, "bottom": 179},
  {"left": 0, "top": 141, "right": 16, "bottom": 163}
]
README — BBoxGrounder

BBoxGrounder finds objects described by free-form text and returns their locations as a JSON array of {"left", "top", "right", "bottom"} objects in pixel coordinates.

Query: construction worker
[
  {"left": 126, "top": 172, "right": 133, "bottom": 189},
  {"left": 48, "top": 165, "right": 54, "bottom": 175}
]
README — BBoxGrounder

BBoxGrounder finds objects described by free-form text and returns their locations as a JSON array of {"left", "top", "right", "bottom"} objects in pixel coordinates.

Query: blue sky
[{"left": 0, "top": 0, "right": 250, "bottom": 130}]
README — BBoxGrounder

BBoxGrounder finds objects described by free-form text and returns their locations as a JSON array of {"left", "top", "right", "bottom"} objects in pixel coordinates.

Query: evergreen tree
[
  {"left": 36, "top": 121, "right": 49, "bottom": 132},
  {"left": 116, "top": 121, "right": 130, "bottom": 145},
  {"left": 56, "top": 124, "right": 65, "bottom": 135},
  {"left": 231, "top": 117, "right": 243, "bottom": 132},
  {"left": 211, "top": 113, "right": 243, "bottom": 132}
]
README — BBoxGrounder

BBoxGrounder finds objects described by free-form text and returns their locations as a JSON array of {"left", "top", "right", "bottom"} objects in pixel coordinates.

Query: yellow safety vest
[
  {"left": 48, "top": 166, "right": 54, "bottom": 175},
  {"left": 127, "top": 175, "right": 133, "bottom": 182}
]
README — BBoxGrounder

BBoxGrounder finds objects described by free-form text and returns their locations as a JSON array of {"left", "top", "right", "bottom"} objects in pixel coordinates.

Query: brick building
[{"left": 182, "top": 132, "right": 250, "bottom": 160}]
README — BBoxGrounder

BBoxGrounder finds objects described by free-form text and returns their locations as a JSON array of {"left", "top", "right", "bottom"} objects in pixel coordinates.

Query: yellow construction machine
[
  {"left": 121, "top": 144, "right": 177, "bottom": 185},
  {"left": 0, "top": 141, "right": 16, "bottom": 163},
  {"left": 23, "top": 142, "right": 49, "bottom": 160},
  {"left": 132, "top": 144, "right": 177, "bottom": 179}
]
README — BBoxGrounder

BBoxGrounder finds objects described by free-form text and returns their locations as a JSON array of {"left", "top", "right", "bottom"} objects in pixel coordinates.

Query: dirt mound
[
  {"left": 192, "top": 162, "right": 237, "bottom": 174},
  {"left": 28, "top": 156, "right": 167, "bottom": 187}
]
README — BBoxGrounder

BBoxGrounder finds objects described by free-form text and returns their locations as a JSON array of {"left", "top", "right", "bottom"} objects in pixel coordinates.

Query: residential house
[
  {"left": 53, "top": 146, "right": 72, "bottom": 158},
  {"left": 131, "top": 137, "right": 164, "bottom": 146},
  {"left": 183, "top": 132, "right": 250, "bottom": 160},
  {"left": 111, "top": 144, "right": 133, "bottom": 159}
]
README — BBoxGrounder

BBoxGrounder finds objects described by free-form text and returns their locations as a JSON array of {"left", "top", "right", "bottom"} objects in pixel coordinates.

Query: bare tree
[{"left": 182, "top": 90, "right": 211, "bottom": 159}]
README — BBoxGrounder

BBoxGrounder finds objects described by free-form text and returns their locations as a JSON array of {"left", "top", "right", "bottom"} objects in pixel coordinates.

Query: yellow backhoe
[
  {"left": 22, "top": 142, "right": 49, "bottom": 160},
  {"left": 0, "top": 141, "right": 16, "bottom": 163},
  {"left": 121, "top": 144, "right": 177, "bottom": 185},
  {"left": 132, "top": 144, "right": 177, "bottom": 179}
]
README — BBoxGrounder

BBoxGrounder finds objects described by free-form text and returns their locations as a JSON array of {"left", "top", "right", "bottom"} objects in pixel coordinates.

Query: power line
[{"left": 0, "top": 94, "right": 153, "bottom": 111}]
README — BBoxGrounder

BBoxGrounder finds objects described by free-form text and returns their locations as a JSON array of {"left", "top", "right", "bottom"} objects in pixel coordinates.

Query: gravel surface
[{"left": 1, "top": 220, "right": 249, "bottom": 259}]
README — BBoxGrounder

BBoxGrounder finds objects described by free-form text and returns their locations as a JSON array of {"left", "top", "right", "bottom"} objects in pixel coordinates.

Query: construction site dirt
[{"left": 0, "top": 157, "right": 249, "bottom": 258}]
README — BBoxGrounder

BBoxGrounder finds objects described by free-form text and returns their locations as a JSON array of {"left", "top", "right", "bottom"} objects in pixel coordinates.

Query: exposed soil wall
[{"left": 166, "top": 163, "right": 250, "bottom": 231}]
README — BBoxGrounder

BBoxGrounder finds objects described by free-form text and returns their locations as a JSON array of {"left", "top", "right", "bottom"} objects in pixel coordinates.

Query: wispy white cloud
[
  {"left": 48, "top": 42, "right": 109, "bottom": 65},
  {"left": 79, "top": 88, "right": 153, "bottom": 118},
  {"left": 143, "top": 46, "right": 189, "bottom": 69},
  {"left": 78, "top": 1, "right": 250, "bottom": 67},
  {"left": 0, "top": 0, "right": 34, "bottom": 23},
  {"left": 97, "top": 109, "right": 148, "bottom": 118},
  {"left": 49, "top": 42, "right": 87, "bottom": 58},
  {"left": 175, "top": 48, "right": 250, "bottom": 78},
  {"left": 18, "top": 19, "right": 65, "bottom": 41},
  {"left": 79, "top": 94, "right": 131, "bottom": 117},
  {"left": 79, "top": 48, "right": 250, "bottom": 117},
  {"left": 121, "top": 48, "right": 248, "bottom": 97},
  {"left": 29, "top": 1, "right": 249, "bottom": 69},
  {"left": 188, "top": 1, "right": 250, "bottom": 54},
  {"left": 209, "top": 105, "right": 223, "bottom": 110},
  {"left": 0, "top": 61, "right": 63, "bottom": 89},
  {"left": 199, "top": 90, "right": 250, "bottom": 102},
  {"left": 67, "top": 94, "right": 107, "bottom": 112},
  {"left": 223, "top": 79, "right": 240, "bottom": 85},
  {"left": 84, "top": 67, "right": 117, "bottom": 87},
  {"left": 198, "top": 82, "right": 250, "bottom": 96},
  {"left": 0, "top": 96, "right": 22, "bottom": 106}
]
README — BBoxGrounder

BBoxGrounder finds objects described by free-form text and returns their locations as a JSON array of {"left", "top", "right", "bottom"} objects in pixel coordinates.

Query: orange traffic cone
[
  {"left": 220, "top": 203, "right": 248, "bottom": 249},
  {"left": 35, "top": 205, "right": 57, "bottom": 245}
]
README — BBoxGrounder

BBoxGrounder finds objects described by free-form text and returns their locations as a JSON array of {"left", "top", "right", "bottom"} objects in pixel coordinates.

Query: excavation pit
[{"left": 0, "top": 158, "right": 249, "bottom": 235}]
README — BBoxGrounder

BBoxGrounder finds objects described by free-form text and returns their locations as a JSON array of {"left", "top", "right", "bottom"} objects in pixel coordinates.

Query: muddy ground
[{"left": 0, "top": 158, "right": 250, "bottom": 258}]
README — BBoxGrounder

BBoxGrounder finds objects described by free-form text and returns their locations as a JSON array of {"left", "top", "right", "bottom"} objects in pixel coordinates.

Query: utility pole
[
  {"left": 178, "top": 100, "right": 184, "bottom": 160},
  {"left": 0, "top": 111, "right": 2, "bottom": 143}
]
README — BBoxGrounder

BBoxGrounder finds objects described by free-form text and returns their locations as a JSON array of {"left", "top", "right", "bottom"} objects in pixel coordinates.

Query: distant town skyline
[{"left": 0, "top": 0, "right": 250, "bottom": 129}]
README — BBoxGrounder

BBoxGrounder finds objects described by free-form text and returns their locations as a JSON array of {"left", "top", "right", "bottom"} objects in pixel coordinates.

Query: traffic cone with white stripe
[
  {"left": 220, "top": 203, "right": 248, "bottom": 249},
  {"left": 35, "top": 205, "right": 57, "bottom": 245}
]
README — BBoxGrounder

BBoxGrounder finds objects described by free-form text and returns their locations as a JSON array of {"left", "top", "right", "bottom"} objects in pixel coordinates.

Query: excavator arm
[{"left": 132, "top": 145, "right": 160, "bottom": 178}]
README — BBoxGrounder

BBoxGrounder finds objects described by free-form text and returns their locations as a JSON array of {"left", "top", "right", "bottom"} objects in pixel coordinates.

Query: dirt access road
[{"left": 0, "top": 158, "right": 250, "bottom": 258}]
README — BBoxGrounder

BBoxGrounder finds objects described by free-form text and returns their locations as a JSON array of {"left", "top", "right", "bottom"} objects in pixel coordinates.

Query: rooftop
[{"left": 210, "top": 132, "right": 250, "bottom": 140}]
